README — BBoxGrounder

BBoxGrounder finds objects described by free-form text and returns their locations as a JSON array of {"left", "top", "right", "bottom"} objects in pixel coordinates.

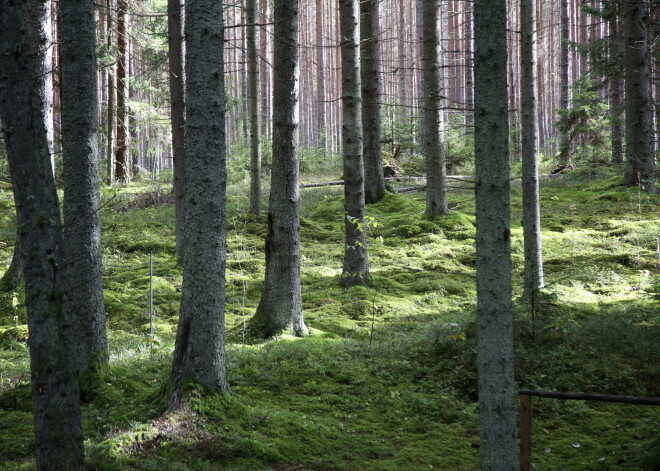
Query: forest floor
[{"left": 0, "top": 169, "right": 659, "bottom": 470}]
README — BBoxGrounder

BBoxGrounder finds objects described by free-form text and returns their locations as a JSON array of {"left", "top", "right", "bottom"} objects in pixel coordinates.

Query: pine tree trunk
[
  {"left": 340, "top": 0, "right": 369, "bottom": 286},
  {"left": 473, "top": 0, "right": 518, "bottom": 464},
  {"left": 623, "top": 0, "right": 655, "bottom": 191},
  {"left": 247, "top": 0, "right": 261, "bottom": 215},
  {"left": 168, "top": 0, "right": 187, "bottom": 264},
  {"left": 521, "top": 0, "right": 544, "bottom": 297},
  {"left": 61, "top": 0, "right": 108, "bottom": 392},
  {"left": 0, "top": 2, "right": 84, "bottom": 467},
  {"left": 421, "top": 0, "right": 448, "bottom": 218},
  {"left": 361, "top": 0, "right": 385, "bottom": 204},
  {"left": 315, "top": 0, "right": 326, "bottom": 155},
  {"left": 169, "top": 0, "right": 229, "bottom": 408}
]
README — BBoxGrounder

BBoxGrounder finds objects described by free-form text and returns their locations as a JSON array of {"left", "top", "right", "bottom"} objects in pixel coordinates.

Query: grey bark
[
  {"left": 26, "top": 0, "right": 54, "bottom": 173},
  {"left": 340, "top": 0, "right": 369, "bottom": 286},
  {"left": 558, "top": 0, "right": 570, "bottom": 165},
  {"left": 315, "top": 0, "right": 326, "bottom": 154},
  {"left": 609, "top": 5, "right": 623, "bottom": 165},
  {"left": 623, "top": 0, "right": 655, "bottom": 191},
  {"left": 0, "top": 2, "right": 84, "bottom": 468},
  {"left": 168, "top": 0, "right": 187, "bottom": 264},
  {"left": 0, "top": 230, "right": 23, "bottom": 292},
  {"left": 247, "top": 0, "right": 261, "bottom": 215},
  {"left": 169, "top": 0, "right": 229, "bottom": 407},
  {"left": 115, "top": 0, "right": 129, "bottom": 182},
  {"left": 360, "top": 0, "right": 385, "bottom": 204},
  {"left": 253, "top": 0, "right": 307, "bottom": 337},
  {"left": 520, "top": 0, "right": 544, "bottom": 297},
  {"left": 464, "top": 1, "right": 474, "bottom": 127},
  {"left": 421, "top": 0, "right": 448, "bottom": 218},
  {"left": 474, "top": 0, "right": 518, "bottom": 465},
  {"left": 2, "top": 0, "right": 54, "bottom": 293},
  {"left": 60, "top": 0, "right": 108, "bottom": 388},
  {"left": 106, "top": 0, "right": 115, "bottom": 184}
]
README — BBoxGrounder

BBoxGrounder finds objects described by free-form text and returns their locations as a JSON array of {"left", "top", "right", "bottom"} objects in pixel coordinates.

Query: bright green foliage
[{"left": 0, "top": 174, "right": 659, "bottom": 469}]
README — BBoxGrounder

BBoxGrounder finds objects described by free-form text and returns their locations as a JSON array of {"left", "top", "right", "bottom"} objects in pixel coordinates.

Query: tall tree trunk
[
  {"left": 521, "top": 0, "right": 544, "bottom": 297},
  {"left": 168, "top": 0, "right": 229, "bottom": 408},
  {"left": 340, "top": 0, "right": 369, "bottom": 286},
  {"left": 26, "top": 0, "right": 55, "bottom": 173},
  {"left": 315, "top": 0, "right": 326, "bottom": 155},
  {"left": 106, "top": 0, "right": 115, "bottom": 184},
  {"left": 253, "top": 0, "right": 307, "bottom": 338},
  {"left": 0, "top": 2, "right": 85, "bottom": 467},
  {"left": 623, "top": 0, "right": 655, "bottom": 191},
  {"left": 259, "top": 0, "right": 270, "bottom": 139},
  {"left": 609, "top": 3, "right": 624, "bottom": 165},
  {"left": 474, "top": 0, "right": 518, "bottom": 466},
  {"left": 61, "top": 0, "right": 108, "bottom": 393},
  {"left": 558, "top": 0, "right": 570, "bottom": 164},
  {"left": 421, "top": 0, "right": 448, "bottom": 218},
  {"left": 2, "top": 0, "right": 55, "bottom": 293},
  {"left": 115, "top": 0, "right": 129, "bottom": 182},
  {"left": 361, "top": 0, "right": 385, "bottom": 204},
  {"left": 168, "top": 0, "right": 186, "bottom": 264},
  {"left": 464, "top": 1, "right": 474, "bottom": 127},
  {"left": 247, "top": 0, "right": 261, "bottom": 215}
]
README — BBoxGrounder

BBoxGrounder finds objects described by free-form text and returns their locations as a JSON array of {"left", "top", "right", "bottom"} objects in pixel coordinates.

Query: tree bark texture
[
  {"left": 169, "top": 0, "right": 229, "bottom": 408},
  {"left": 60, "top": 0, "right": 108, "bottom": 387},
  {"left": 520, "top": 0, "right": 544, "bottom": 297},
  {"left": 247, "top": 0, "right": 261, "bottom": 215},
  {"left": 609, "top": 5, "right": 624, "bottom": 165},
  {"left": 360, "top": 0, "right": 385, "bottom": 204},
  {"left": 25, "top": 0, "right": 54, "bottom": 172},
  {"left": 115, "top": 0, "right": 129, "bottom": 182},
  {"left": 315, "top": 0, "right": 326, "bottom": 154},
  {"left": 558, "top": 0, "right": 570, "bottom": 164},
  {"left": 473, "top": 0, "right": 518, "bottom": 466},
  {"left": 623, "top": 0, "right": 655, "bottom": 191},
  {"left": 421, "top": 0, "right": 448, "bottom": 218},
  {"left": 340, "top": 0, "right": 369, "bottom": 286},
  {"left": 106, "top": 0, "right": 115, "bottom": 184},
  {"left": 0, "top": 2, "right": 84, "bottom": 468},
  {"left": 254, "top": 0, "right": 307, "bottom": 337},
  {"left": 168, "top": 0, "right": 187, "bottom": 264}
]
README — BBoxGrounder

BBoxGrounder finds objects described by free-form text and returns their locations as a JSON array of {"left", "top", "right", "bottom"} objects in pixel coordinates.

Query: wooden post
[{"left": 520, "top": 393, "right": 532, "bottom": 471}]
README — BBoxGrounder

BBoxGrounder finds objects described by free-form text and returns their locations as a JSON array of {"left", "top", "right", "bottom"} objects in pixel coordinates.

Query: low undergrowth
[{"left": 0, "top": 172, "right": 659, "bottom": 470}]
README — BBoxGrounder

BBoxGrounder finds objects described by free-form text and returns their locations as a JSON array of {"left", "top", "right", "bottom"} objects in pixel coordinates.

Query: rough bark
[
  {"left": 0, "top": 2, "right": 85, "bottom": 468},
  {"left": 168, "top": 0, "right": 186, "bottom": 264},
  {"left": 26, "top": 0, "right": 54, "bottom": 173},
  {"left": 421, "top": 0, "right": 448, "bottom": 218},
  {"left": 340, "top": 0, "right": 369, "bottom": 286},
  {"left": 473, "top": 0, "right": 518, "bottom": 465},
  {"left": 168, "top": 0, "right": 229, "bottom": 408},
  {"left": 0, "top": 230, "right": 23, "bottom": 292},
  {"left": 520, "top": 0, "right": 544, "bottom": 297},
  {"left": 609, "top": 5, "right": 624, "bottom": 165},
  {"left": 464, "top": 1, "right": 474, "bottom": 127},
  {"left": 315, "top": 0, "right": 326, "bottom": 154},
  {"left": 252, "top": 0, "right": 307, "bottom": 338},
  {"left": 623, "top": 0, "right": 655, "bottom": 191},
  {"left": 60, "top": 0, "right": 108, "bottom": 391},
  {"left": 558, "top": 0, "right": 570, "bottom": 164},
  {"left": 106, "top": 0, "right": 115, "bottom": 184},
  {"left": 115, "top": 0, "right": 129, "bottom": 182},
  {"left": 360, "top": 0, "right": 385, "bottom": 204},
  {"left": 247, "top": 0, "right": 261, "bottom": 215}
]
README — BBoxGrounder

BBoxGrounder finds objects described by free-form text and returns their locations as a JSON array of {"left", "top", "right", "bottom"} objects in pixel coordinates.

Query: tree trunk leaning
[{"left": 0, "top": 2, "right": 85, "bottom": 467}]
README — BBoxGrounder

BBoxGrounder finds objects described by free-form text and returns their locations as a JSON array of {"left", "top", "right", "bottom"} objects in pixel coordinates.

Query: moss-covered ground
[{"left": 0, "top": 171, "right": 658, "bottom": 470}]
